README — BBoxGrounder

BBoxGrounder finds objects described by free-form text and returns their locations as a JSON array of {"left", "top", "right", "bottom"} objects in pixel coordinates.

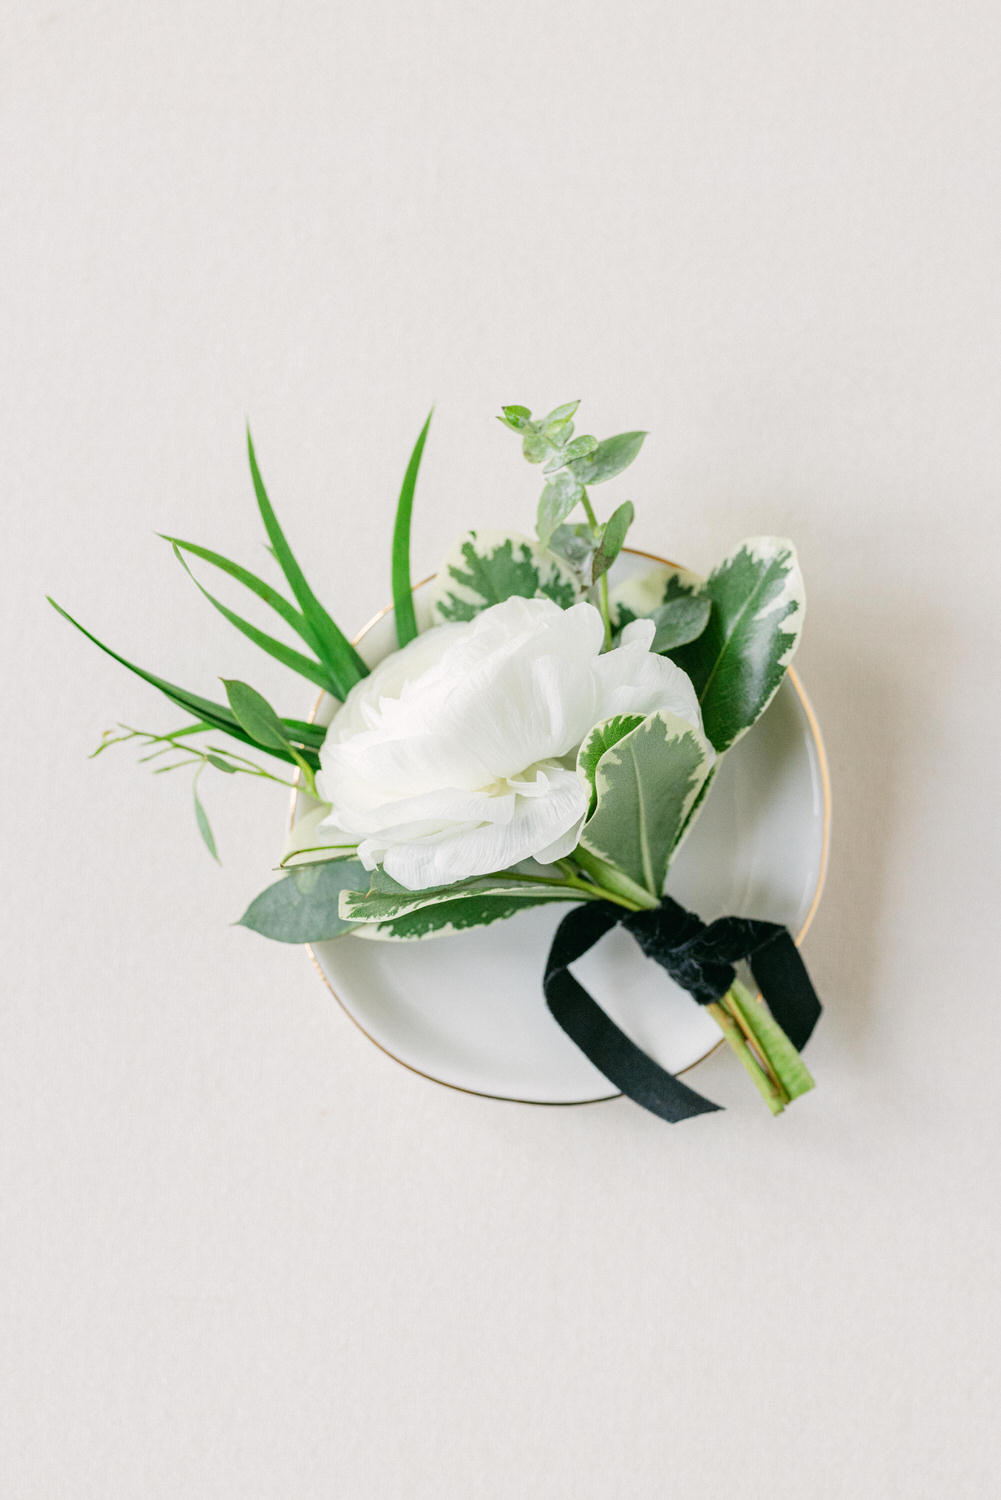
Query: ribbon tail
[
  {"left": 544, "top": 904, "right": 722, "bottom": 1123},
  {"left": 747, "top": 928, "right": 822, "bottom": 1051}
]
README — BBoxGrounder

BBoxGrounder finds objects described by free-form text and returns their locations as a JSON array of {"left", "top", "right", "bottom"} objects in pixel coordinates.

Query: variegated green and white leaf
[
  {"left": 576, "top": 714, "right": 645, "bottom": 817},
  {"left": 609, "top": 539, "right": 804, "bottom": 754},
  {"left": 351, "top": 888, "right": 576, "bottom": 942},
  {"left": 429, "top": 530, "right": 580, "bottom": 623},
  {"left": 578, "top": 710, "right": 713, "bottom": 898},
  {"left": 237, "top": 859, "right": 369, "bottom": 943},
  {"left": 340, "top": 868, "right": 579, "bottom": 925},
  {"left": 668, "top": 537, "right": 804, "bottom": 754},
  {"left": 609, "top": 563, "right": 703, "bottom": 629}
]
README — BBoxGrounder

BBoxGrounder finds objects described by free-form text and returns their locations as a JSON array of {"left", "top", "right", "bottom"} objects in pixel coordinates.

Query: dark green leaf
[
  {"left": 391, "top": 410, "right": 433, "bottom": 648},
  {"left": 343, "top": 886, "right": 576, "bottom": 939},
  {"left": 246, "top": 428, "right": 368, "bottom": 695},
  {"left": 237, "top": 859, "right": 370, "bottom": 943},
  {"left": 569, "top": 430, "right": 647, "bottom": 486}
]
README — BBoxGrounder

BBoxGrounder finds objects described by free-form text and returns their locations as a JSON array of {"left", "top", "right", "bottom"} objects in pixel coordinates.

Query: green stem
[
  {"left": 579, "top": 489, "right": 612, "bottom": 650},
  {"left": 707, "top": 999, "right": 786, "bottom": 1115}
]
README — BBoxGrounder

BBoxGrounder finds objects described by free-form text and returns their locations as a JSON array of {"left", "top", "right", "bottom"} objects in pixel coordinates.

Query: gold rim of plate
[{"left": 291, "top": 547, "right": 832, "bottom": 1107}]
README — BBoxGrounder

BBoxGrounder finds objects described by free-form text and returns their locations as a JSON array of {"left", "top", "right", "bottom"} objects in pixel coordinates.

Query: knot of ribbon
[{"left": 543, "top": 895, "right": 821, "bottom": 1123}]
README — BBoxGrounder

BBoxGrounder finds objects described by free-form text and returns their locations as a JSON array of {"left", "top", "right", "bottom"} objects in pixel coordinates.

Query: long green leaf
[
  {"left": 391, "top": 410, "right": 433, "bottom": 647},
  {"left": 169, "top": 545, "right": 335, "bottom": 693},
  {"left": 48, "top": 599, "right": 320, "bottom": 769},
  {"left": 349, "top": 888, "right": 574, "bottom": 940},
  {"left": 340, "top": 871, "right": 581, "bottom": 925},
  {"left": 161, "top": 535, "right": 324, "bottom": 654},
  {"left": 246, "top": 428, "right": 368, "bottom": 694}
]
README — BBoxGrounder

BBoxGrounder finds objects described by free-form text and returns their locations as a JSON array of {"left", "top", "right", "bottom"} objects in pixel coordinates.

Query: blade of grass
[
  {"left": 160, "top": 536, "right": 324, "bottom": 655},
  {"left": 246, "top": 429, "right": 368, "bottom": 694},
  {"left": 391, "top": 409, "right": 433, "bottom": 647},
  {"left": 168, "top": 544, "right": 338, "bottom": 694},
  {"left": 48, "top": 598, "right": 320, "bottom": 769}
]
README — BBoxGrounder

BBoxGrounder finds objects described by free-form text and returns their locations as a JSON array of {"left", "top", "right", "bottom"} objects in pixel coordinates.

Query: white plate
[{"left": 295, "top": 549, "right": 830, "bottom": 1105}]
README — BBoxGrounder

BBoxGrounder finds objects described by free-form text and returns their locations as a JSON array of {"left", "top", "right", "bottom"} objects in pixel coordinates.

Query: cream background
[{"left": 4, "top": 3, "right": 1000, "bottom": 1496}]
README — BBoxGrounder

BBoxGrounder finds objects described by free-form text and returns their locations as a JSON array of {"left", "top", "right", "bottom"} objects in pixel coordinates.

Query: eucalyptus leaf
[
  {"left": 591, "top": 500, "right": 635, "bottom": 582},
  {"left": 499, "top": 404, "right": 532, "bottom": 431},
  {"left": 429, "top": 530, "right": 579, "bottom": 622},
  {"left": 578, "top": 710, "right": 713, "bottom": 897},
  {"left": 609, "top": 563, "right": 703, "bottom": 630},
  {"left": 537, "top": 471, "right": 585, "bottom": 546},
  {"left": 569, "top": 430, "right": 647, "bottom": 486},
  {"left": 645, "top": 594, "right": 712, "bottom": 652},
  {"left": 522, "top": 432, "right": 548, "bottom": 463},
  {"left": 544, "top": 400, "right": 580, "bottom": 425},
  {"left": 237, "top": 859, "right": 370, "bottom": 943}
]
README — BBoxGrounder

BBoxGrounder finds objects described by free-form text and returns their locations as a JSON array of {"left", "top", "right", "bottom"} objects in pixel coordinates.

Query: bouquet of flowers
[{"left": 51, "top": 401, "right": 823, "bottom": 1124}]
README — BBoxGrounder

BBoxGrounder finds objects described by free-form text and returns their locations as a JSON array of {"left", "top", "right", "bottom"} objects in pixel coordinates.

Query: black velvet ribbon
[{"left": 543, "top": 895, "right": 821, "bottom": 1123}]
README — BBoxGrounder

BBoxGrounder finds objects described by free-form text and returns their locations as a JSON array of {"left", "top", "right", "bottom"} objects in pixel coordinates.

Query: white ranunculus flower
[{"left": 312, "top": 595, "right": 706, "bottom": 891}]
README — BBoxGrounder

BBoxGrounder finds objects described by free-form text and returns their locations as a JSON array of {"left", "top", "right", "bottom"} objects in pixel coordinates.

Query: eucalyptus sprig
[{"left": 497, "top": 401, "right": 646, "bottom": 646}]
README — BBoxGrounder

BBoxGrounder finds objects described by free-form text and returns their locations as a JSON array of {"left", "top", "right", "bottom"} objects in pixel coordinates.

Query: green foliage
[
  {"left": 48, "top": 599, "right": 321, "bottom": 768},
  {"left": 169, "top": 544, "right": 334, "bottom": 691},
  {"left": 391, "top": 410, "right": 434, "bottom": 648},
  {"left": 666, "top": 538, "right": 804, "bottom": 753},
  {"left": 237, "top": 859, "right": 371, "bottom": 943},
  {"left": 430, "top": 531, "right": 579, "bottom": 623},
  {"left": 643, "top": 594, "right": 712, "bottom": 652},
  {"left": 576, "top": 714, "right": 645, "bottom": 817},
  {"left": 496, "top": 401, "right": 645, "bottom": 571},
  {"left": 246, "top": 428, "right": 368, "bottom": 697},
  {"left": 339, "top": 868, "right": 583, "bottom": 938},
  {"left": 577, "top": 711, "right": 713, "bottom": 897}
]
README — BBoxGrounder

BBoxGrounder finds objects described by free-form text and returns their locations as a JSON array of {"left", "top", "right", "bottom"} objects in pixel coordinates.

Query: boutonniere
[{"left": 51, "top": 400, "right": 822, "bottom": 1123}]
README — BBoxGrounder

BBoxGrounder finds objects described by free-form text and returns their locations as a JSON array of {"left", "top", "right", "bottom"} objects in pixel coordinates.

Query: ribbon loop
[{"left": 543, "top": 894, "right": 821, "bottom": 1123}]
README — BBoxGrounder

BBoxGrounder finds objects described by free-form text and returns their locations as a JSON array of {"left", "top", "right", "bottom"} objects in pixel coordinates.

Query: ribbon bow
[{"left": 543, "top": 895, "right": 821, "bottom": 1123}]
